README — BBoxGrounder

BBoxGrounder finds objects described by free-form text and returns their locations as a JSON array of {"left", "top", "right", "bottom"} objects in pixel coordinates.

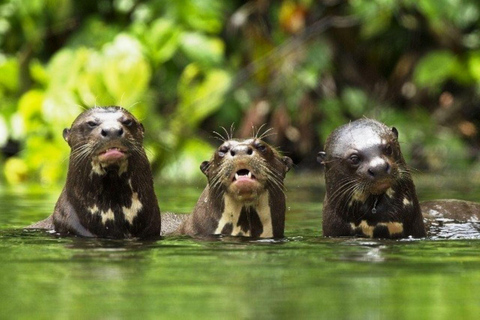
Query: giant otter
[
  {"left": 318, "top": 119, "right": 426, "bottom": 238},
  {"left": 178, "top": 137, "right": 293, "bottom": 238},
  {"left": 28, "top": 106, "right": 161, "bottom": 239}
]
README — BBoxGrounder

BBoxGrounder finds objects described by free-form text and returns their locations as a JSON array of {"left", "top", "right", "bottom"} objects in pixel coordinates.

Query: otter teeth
[
  {"left": 234, "top": 169, "right": 253, "bottom": 181},
  {"left": 101, "top": 147, "right": 121, "bottom": 154}
]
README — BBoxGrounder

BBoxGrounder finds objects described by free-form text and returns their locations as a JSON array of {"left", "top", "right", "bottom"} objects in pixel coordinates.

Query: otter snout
[
  {"left": 229, "top": 144, "right": 254, "bottom": 157},
  {"left": 100, "top": 124, "right": 124, "bottom": 139},
  {"left": 367, "top": 158, "right": 391, "bottom": 178}
]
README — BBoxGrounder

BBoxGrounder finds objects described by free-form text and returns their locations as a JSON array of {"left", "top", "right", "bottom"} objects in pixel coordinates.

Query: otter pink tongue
[{"left": 99, "top": 148, "right": 125, "bottom": 162}]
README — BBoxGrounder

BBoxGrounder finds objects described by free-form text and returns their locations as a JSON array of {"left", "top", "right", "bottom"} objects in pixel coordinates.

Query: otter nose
[
  {"left": 367, "top": 158, "right": 390, "bottom": 177},
  {"left": 230, "top": 145, "right": 253, "bottom": 157},
  {"left": 100, "top": 126, "right": 124, "bottom": 138}
]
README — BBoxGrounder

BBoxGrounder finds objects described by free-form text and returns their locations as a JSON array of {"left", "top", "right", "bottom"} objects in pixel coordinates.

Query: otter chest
[
  {"left": 214, "top": 192, "right": 273, "bottom": 238},
  {"left": 350, "top": 220, "right": 404, "bottom": 238},
  {"left": 348, "top": 190, "right": 416, "bottom": 238},
  {"left": 85, "top": 179, "right": 143, "bottom": 227}
]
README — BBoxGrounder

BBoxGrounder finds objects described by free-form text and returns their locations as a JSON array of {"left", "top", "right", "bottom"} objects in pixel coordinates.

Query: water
[{"left": 1, "top": 173, "right": 480, "bottom": 319}]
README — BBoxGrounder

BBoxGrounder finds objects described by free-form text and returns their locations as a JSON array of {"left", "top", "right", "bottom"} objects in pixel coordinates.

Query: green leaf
[
  {"left": 174, "top": 63, "right": 231, "bottom": 133},
  {"left": 0, "top": 56, "right": 19, "bottom": 92},
  {"left": 0, "top": 115, "right": 7, "bottom": 146},
  {"left": 75, "top": 50, "right": 113, "bottom": 106},
  {"left": 413, "top": 51, "right": 459, "bottom": 88},
  {"left": 4, "top": 157, "right": 28, "bottom": 184},
  {"left": 161, "top": 138, "right": 215, "bottom": 181},
  {"left": 29, "top": 59, "right": 48, "bottom": 86},
  {"left": 180, "top": 32, "right": 224, "bottom": 66},
  {"left": 342, "top": 87, "right": 368, "bottom": 117},
  {"left": 17, "top": 89, "right": 44, "bottom": 131},
  {"left": 467, "top": 51, "right": 480, "bottom": 81},
  {"left": 173, "top": 0, "right": 225, "bottom": 33},
  {"left": 134, "top": 18, "right": 181, "bottom": 65},
  {"left": 101, "top": 34, "right": 152, "bottom": 106}
]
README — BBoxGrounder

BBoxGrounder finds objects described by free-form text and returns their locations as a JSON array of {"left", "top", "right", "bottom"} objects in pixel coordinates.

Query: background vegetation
[{"left": 1, "top": 0, "right": 480, "bottom": 185}]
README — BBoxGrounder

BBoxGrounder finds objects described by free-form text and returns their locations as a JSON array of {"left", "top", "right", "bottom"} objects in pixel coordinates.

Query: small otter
[
  {"left": 178, "top": 137, "right": 293, "bottom": 238},
  {"left": 28, "top": 107, "right": 161, "bottom": 239},
  {"left": 318, "top": 119, "right": 426, "bottom": 238}
]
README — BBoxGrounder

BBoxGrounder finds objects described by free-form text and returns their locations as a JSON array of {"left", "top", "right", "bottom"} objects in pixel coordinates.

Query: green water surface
[{"left": 1, "top": 174, "right": 480, "bottom": 319}]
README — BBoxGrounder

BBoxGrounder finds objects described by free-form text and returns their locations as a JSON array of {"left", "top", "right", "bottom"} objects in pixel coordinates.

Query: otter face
[
  {"left": 319, "top": 119, "right": 403, "bottom": 196},
  {"left": 201, "top": 138, "right": 292, "bottom": 203},
  {"left": 340, "top": 133, "right": 398, "bottom": 195},
  {"left": 64, "top": 107, "right": 145, "bottom": 176}
]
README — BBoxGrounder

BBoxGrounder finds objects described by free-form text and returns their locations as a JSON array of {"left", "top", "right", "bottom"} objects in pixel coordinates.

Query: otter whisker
[
  {"left": 212, "top": 130, "right": 227, "bottom": 142},
  {"left": 258, "top": 127, "right": 276, "bottom": 141},
  {"left": 252, "top": 123, "right": 267, "bottom": 139}
]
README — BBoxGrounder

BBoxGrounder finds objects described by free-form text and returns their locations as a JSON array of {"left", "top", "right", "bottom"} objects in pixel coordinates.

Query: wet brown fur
[
  {"left": 318, "top": 119, "right": 426, "bottom": 238},
  {"left": 27, "top": 107, "right": 161, "bottom": 239},
  {"left": 178, "top": 137, "right": 293, "bottom": 238}
]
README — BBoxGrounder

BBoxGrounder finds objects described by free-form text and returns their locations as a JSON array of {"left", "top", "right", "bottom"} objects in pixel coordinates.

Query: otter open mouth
[
  {"left": 229, "top": 168, "right": 262, "bottom": 200},
  {"left": 233, "top": 169, "right": 256, "bottom": 182}
]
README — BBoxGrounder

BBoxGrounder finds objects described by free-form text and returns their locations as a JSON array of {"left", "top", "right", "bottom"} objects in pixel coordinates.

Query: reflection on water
[{"left": 1, "top": 173, "right": 480, "bottom": 318}]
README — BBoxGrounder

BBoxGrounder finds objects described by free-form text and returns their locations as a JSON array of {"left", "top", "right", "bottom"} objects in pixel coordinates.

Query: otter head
[
  {"left": 64, "top": 106, "right": 145, "bottom": 176},
  {"left": 318, "top": 119, "right": 404, "bottom": 199},
  {"left": 201, "top": 138, "right": 293, "bottom": 203}
]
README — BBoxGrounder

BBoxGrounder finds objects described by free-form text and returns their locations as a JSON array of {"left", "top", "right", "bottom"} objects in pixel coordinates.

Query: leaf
[
  {"left": 101, "top": 34, "right": 152, "bottom": 105},
  {"left": 413, "top": 51, "right": 459, "bottom": 88},
  {"left": 76, "top": 50, "right": 113, "bottom": 106},
  {"left": 342, "top": 87, "right": 368, "bottom": 117},
  {"left": 161, "top": 138, "right": 215, "bottom": 181},
  {"left": 467, "top": 51, "right": 480, "bottom": 81},
  {"left": 0, "top": 56, "right": 19, "bottom": 92},
  {"left": 135, "top": 18, "right": 182, "bottom": 65},
  {"left": 0, "top": 115, "right": 7, "bottom": 146},
  {"left": 180, "top": 32, "right": 224, "bottom": 66},
  {"left": 173, "top": 0, "right": 226, "bottom": 33},
  {"left": 17, "top": 89, "right": 44, "bottom": 130},
  {"left": 174, "top": 63, "right": 231, "bottom": 133},
  {"left": 29, "top": 59, "right": 48, "bottom": 86},
  {"left": 4, "top": 157, "right": 28, "bottom": 184},
  {"left": 350, "top": 0, "right": 397, "bottom": 38}
]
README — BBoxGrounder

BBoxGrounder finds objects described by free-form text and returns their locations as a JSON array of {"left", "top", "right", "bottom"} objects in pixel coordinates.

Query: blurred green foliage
[{"left": 1, "top": 0, "right": 480, "bottom": 185}]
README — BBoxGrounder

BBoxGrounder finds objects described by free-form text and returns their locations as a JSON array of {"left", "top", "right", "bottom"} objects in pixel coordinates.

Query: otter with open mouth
[
  {"left": 318, "top": 119, "right": 426, "bottom": 239},
  {"left": 177, "top": 136, "right": 293, "bottom": 238},
  {"left": 27, "top": 106, "right": 161, "bottom": 239}
]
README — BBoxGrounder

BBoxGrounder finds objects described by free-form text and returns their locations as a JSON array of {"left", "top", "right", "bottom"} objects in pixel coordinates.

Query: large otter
[
  {"left": 318, "top": 119, "right": 426, "bottom": 238},
  {"left": 28, "top": 107, "right": 161, "bottom": 239},
  {"left": 178, "top": 137, "right": 293, "bottom": 238}
]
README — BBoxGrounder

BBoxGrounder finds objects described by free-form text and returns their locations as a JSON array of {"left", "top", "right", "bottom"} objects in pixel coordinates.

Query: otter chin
[
  {"left": 318, "top": 118, "right": 426, "bottom": 239},
  {"left": 178, "top": 137, "right": 293, "bottom": 238},
  {"left": 27, "top": 106, "right": 161, "bottom": 239}
]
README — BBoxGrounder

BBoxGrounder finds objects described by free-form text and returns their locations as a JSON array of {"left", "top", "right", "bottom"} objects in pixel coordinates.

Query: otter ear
[
  {"left": 62, "top": 128, "right": 71, "bottom": 143},
  {"left": 200, "top": 161, "right": 210, "bottom": 176},
  {"left": 282, "top": 156, "right": 293, "bottom": 173},
  {"left": 317, "top": 151, "right": 327, "bottom": 164},
  {"left": 392, "top": 127, "right": 398, "bottom": 138},
  {"left": 140, "top": 123, "right": 145, "bottom": 134}
]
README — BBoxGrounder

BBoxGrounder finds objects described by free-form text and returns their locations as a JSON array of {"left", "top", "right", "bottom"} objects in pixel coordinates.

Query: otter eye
[
  {"left": 385, "top": 144, "right": 393, "bottom": 156},
  {"left": 218, "top": 146, "right": 229, "bottom": 158},
  {"left": 348, "top": 154, "right": 360, "bottom": 165},
  {"left": 255, "top": 142, "right": 267, "bottom": 153},
  {"left": 87, "top": 121, "right": 98, "bottom": 128},
  {"left": 122, "top": 119, "right": 133, "bottom": 127}
]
